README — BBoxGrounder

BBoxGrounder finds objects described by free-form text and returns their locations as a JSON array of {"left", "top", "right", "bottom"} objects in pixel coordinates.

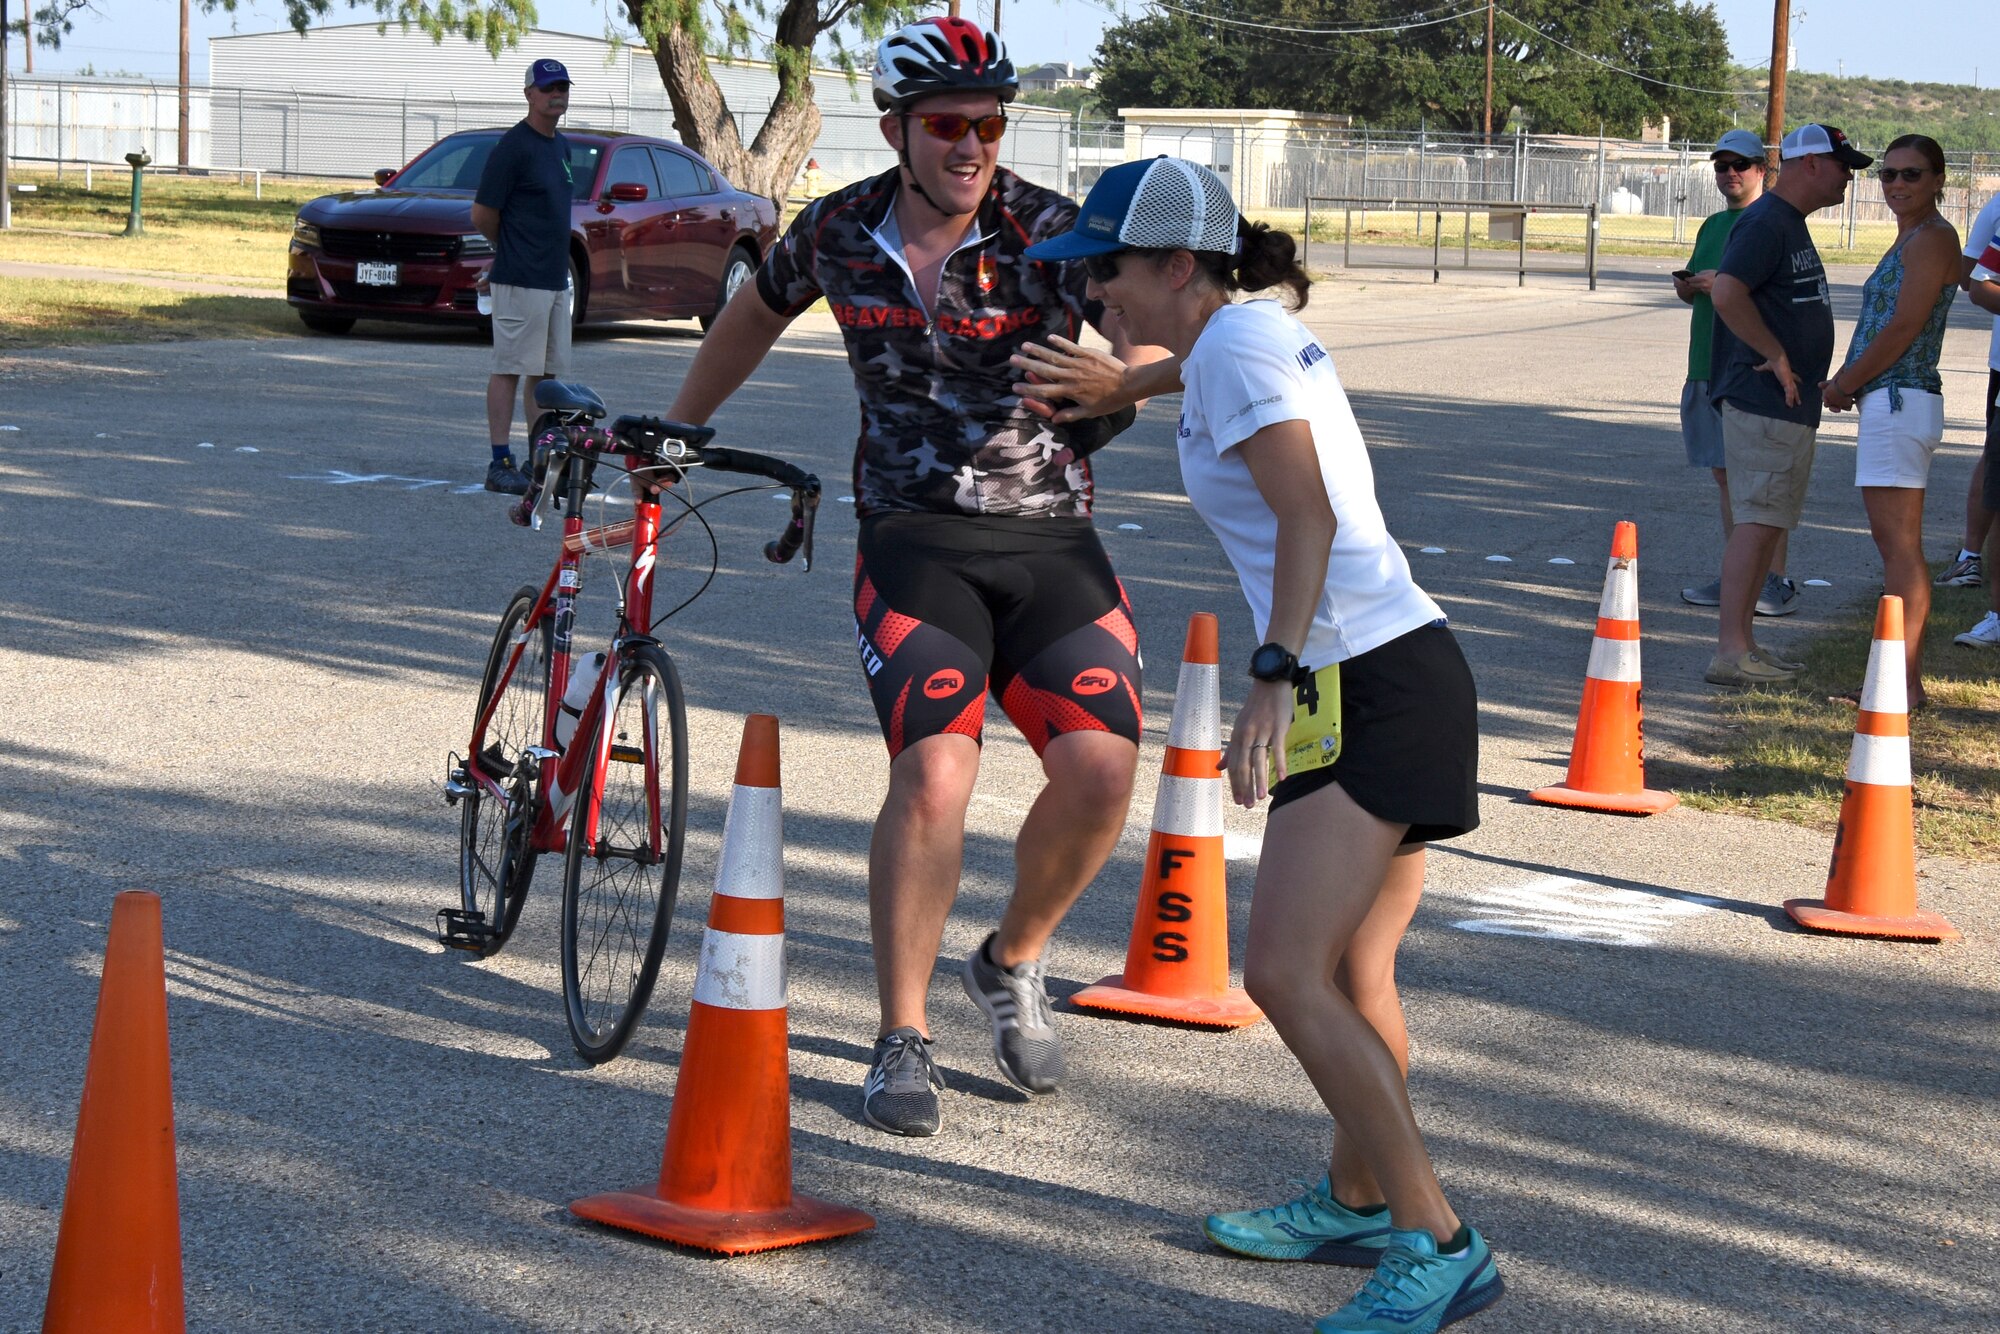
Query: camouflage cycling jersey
[{"left": 756, "top": 166, "right": 1105, "bottom": 517}]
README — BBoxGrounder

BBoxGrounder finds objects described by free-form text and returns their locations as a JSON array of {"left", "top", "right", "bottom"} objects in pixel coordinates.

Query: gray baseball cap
[{"left": 1711, "top": 129, "right": 1767, "bottom": 162}]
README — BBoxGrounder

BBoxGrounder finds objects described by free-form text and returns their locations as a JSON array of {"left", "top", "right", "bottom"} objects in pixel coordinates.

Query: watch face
[{"left": 1251, "top": 643, "right": 1294, "bottom": 680}]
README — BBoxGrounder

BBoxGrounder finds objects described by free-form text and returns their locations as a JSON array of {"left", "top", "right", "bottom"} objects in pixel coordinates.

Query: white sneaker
[{"left": 1954, "top": 611, "right": 2000, "bottom": 649}]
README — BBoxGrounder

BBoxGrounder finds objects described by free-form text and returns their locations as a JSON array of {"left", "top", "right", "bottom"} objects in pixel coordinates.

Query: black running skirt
[{"left": 1268, "top": 621, "right": 1479, "bottom": 845}]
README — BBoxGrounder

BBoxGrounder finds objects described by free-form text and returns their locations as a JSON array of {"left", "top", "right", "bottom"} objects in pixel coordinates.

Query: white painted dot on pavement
[
  {"left": 1118, "top": 523, "right": 1142, "bottom": 531},
  {"left": 838, "top": 496, "right": 855, "bottom": 504},
  {"left": 1805, "top": 579, "right": 1832, "bottom": 587},
  {"left": 1420, "top": 546, "right": 1447, "bottom": 554},
  {"left": 1223, "top": 832, "right": 1263, "bottom": 862},
  {"left": 197, "top": 442, "right": 215, "bottom": 448},
  {"left": 95, "top": 433, "right": 111, "bottom": 439},
  {"left": 234, "top": 446, "right": 259, "bottom": 453},
  {"left": 1485, "top": 554, "right": 1512, "bottom": 563},
  {"left": 0, "top": 425, "right": 18, "bottom": 432},
  {"left": 1549, "top": 557, "right": 1575, "bottom": 565}
]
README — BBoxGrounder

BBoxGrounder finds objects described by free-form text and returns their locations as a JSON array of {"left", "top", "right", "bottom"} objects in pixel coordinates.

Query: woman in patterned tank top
[{"left": 1822, "top": 134, "right": 1960, "bottom": 709}]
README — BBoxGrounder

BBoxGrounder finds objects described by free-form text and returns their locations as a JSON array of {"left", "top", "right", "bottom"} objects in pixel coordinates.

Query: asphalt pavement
[{"left": 1, "top": 267, "right": 1995, "bottom": 1332}]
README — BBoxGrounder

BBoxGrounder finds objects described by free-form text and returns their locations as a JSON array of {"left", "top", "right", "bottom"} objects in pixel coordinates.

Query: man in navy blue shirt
[
  {"left": 1704, "top": 123, "right": 1871, "bottom": 686},
  {"left": 473, "top": 58, "right": 575, "bottom": 494}
]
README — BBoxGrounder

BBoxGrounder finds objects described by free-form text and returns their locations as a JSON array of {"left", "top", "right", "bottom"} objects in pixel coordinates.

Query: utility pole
[
  {"left": 992, "top": 0, "right": 1001, "bottom": 34},
  {"left": 1483, "top": 0, "right": 1494, "bottom": 144},
  {"left": 179, "top": 0, "right": 190, "bottom": 170},
  {"left": 1766, "top": 0, "right": 1789, "bottom": 156},
  {"left": 2, "top": 0, "right": 12, "bottom": 230},
  {"left": 947, "top": 0, "right": 960, "bottom": 17}
]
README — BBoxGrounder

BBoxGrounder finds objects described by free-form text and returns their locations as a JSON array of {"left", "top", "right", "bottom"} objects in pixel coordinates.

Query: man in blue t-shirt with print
[
  {"left": 1704, "top": 123, "right": 1871, "bottom": 687},
  {"left": 472, "top": 58, "right": 575, "bottom": 495}
]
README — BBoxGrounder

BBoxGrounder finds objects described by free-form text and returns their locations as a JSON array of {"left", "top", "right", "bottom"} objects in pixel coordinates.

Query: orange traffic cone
[
  {"left": 571, "top": 715, "right": 874, "bottom": 1254},
  {"left": 1071, "top": 613, "right": 1262, "bottom": 1028},
  {"left": 1786, "top": 597, "right": 1959, "bottom": 941},
  {"left": 43, "top": 891, "right": 185, "bottom": 1334},
  {"left": 1531, "top": 520, "right": 1678, "bottom": 815}
]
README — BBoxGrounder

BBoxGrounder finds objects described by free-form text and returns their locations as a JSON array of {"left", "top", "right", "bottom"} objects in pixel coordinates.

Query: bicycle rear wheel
[
  {"left": 458, "top": 585, "right": 551, "bottom": 956},
  {"left": 560, "top": 643, "right": 688, "bottom": 1063}
]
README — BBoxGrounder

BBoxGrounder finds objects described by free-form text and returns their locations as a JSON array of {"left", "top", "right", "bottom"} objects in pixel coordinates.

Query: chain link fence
[
  {"left": 6, "top": 77, "right": 1995, "bottom": 266},
  {"left": 0, "top": 75, "right": 1068, "bottom": 195}
]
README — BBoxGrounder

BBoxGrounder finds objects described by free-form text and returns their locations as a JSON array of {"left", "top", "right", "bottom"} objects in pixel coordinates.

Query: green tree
[
  {"left": 1093, "top": 0, "right": 1732, "bottom": 142},
  {"left": 185, "top": 0, "right": 923, "bottom": 202}
]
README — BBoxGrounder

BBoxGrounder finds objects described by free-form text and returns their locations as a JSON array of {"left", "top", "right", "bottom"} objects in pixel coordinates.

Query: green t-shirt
[{"left": 1686, "top": 206, "right": 1749, "bottom": 381}]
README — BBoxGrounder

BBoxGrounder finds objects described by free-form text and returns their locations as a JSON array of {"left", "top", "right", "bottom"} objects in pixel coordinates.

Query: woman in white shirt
[{"left": 1024, "top": 158, "right": 1501, "bottom": 1334}]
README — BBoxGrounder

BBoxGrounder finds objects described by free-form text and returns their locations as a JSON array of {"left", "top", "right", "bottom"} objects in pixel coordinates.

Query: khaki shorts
[
  {"left": 1721, "top": 400, "right": 1817, "bottom": 529},
  {"left": 489, "top": 282, "right": 572, "bottom": 377}
]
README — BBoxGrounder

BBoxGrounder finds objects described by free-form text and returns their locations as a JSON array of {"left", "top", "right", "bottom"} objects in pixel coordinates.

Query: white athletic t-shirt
[
  {"left": 1177, "top": 300, "right": 1443, "bottom": 668},
  {"left": 1962, "top": 193, "right": 2000, "bottom": 371}
]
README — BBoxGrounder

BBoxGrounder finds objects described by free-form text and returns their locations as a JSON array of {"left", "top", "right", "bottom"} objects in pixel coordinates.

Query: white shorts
[
  {"left": 490, "top": 282, "right": 573, "bottom": 378},
  {"left": 1852, "top": 386, "right": 1942, "bottom": 488}
]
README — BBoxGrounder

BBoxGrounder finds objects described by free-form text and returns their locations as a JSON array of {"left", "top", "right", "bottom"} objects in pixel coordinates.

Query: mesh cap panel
[{"left": 1119, "top": 159, "right": 1240, "bottom": 255}]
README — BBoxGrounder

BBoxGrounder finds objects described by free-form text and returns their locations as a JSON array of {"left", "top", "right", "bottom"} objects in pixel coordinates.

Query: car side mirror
[
  {"left": 607, "top": 182, "right": 649, "bottom": 203},
  {"left": 374, "top": 168, "right": 397, "bottom": 187}
]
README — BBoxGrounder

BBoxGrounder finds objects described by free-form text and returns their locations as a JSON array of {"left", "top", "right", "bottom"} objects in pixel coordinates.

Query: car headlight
[
  {"left": 292, "top": 219, "right": 321, "bottom": 248},
  {"left": 460, "top": 233, "right": 493, "bottom": 257}
]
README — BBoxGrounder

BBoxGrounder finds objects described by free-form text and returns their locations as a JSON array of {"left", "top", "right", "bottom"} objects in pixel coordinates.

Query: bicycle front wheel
[
  {"left": 560, "top": 643, "right": 688, "bottom": 1063},
  {"left": 459, "top": 584, "right": 551, "bottom": 956}
]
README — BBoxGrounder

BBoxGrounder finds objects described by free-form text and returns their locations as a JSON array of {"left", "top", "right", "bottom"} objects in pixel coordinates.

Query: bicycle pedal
[
  {"left": 435, "top": 907, "right": 496, "bottom": 952},
  {"left": 443, "top": 755, "right": 474, "bottom": 805}
]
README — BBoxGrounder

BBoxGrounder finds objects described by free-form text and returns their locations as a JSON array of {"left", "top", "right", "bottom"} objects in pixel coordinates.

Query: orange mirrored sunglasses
[{"left": 915, "top": 112, "right": 1008, "bottom": 145}]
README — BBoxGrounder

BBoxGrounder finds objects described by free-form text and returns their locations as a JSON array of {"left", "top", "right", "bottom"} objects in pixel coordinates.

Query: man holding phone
[{"left": 1672, "top": 130, "right": 1799, "bottom": 615}]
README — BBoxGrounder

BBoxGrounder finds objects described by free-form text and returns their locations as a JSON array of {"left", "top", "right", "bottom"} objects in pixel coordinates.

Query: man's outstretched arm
[{"left": 667, "top": 286, "right": 797, "bottom": 425}]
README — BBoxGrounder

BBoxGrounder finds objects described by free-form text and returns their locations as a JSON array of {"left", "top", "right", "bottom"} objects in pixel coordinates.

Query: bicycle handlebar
[{"left": 507, "top": 412, "right": 820, "bottom": 572}]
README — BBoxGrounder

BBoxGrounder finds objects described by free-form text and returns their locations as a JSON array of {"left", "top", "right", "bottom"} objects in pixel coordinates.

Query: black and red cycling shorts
[{"left": 853, "top": 513, "right": 1143, "bottom": 759}]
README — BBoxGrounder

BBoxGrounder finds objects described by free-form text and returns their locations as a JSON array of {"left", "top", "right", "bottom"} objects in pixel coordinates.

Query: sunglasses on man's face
[
  {"left": 1712, "top": 157, "right": 1761, "bottom": 173},
  {"left": 915, "top": 112, "right": 1008, "bottom": 145},
  {"left": 1877, "top": 166, "right": 1931, "bottom": 183},
  {"left": 1082, "top": 252, "right": 1127, "bottom": 283}
]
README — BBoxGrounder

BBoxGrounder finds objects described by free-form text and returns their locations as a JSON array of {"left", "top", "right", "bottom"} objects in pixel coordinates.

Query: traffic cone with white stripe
[
  {"left": 1531, "top": 520, "right": 1678, "bottom": 815},
  {"left": 1070, "top": 613, "right": 1262, "bottom": 1028},
  {"left": 570, "top": 715, "right": 874, "bottom": 1254},
  {"left": 1786, "top": 597, "right": 1959, "bottom": 941}
]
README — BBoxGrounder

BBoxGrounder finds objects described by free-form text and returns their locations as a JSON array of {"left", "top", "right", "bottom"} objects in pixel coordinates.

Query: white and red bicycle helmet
[{"left": 872, "top": 17, "right": 1018, "bottom": 112}]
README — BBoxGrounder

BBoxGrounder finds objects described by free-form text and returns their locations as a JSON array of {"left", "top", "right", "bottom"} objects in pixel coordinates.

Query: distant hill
[{"left": 1731, "top": 70, "right": 2000, "bottom": 154}]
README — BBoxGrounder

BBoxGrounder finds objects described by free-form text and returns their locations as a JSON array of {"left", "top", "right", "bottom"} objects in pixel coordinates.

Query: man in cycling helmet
[{"left": 665, "top": 15, "right": 1162, "bottom": 1139}]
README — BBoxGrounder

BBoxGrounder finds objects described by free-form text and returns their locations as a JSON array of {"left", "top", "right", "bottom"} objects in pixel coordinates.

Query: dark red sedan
[{"left": 287, "top": 128, "right": 778, "bottom": 335}]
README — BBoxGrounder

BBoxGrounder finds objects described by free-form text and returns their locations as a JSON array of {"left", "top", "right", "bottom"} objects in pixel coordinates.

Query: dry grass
[
  {"left": 0, "top": 167, "right": 362, "bottom": 283},
  {"left": 0, "top": 277, "right": 297, "bottom": 347},
  {"left": 1654, "top": 582, "right": 2000, "bottom": 861}
]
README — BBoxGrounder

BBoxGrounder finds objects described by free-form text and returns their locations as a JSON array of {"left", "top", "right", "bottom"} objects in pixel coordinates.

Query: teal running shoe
[
  {"left": 1203, "top": 1176, "right": 1394, "bottom": 1266},
  {"left": 1315, "top": 1226, "right": 1504, "bottom": 1333}
]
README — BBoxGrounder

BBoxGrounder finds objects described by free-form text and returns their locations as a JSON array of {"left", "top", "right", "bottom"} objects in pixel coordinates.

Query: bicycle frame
[{"left": 465, "top": 458, "right": 667, "bottom": 860}]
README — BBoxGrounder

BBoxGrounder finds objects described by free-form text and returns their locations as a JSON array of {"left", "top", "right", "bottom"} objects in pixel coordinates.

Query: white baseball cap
[{"left": 1779, "top": 123, "right": 1872, "bottom": 168}]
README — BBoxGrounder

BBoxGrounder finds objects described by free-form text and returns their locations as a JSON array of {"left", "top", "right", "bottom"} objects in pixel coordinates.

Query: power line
[
  {"left": 1138, "top": 0, "right": 1489, "bottom": 38},
  {"left": 1493, "top": 9, "right": 1759, "bottom": 96}
]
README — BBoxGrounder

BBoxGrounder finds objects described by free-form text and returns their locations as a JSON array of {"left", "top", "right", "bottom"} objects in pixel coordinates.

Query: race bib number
[{"left": 1275, "top": 662, "right": 1341, "bottom": 782}]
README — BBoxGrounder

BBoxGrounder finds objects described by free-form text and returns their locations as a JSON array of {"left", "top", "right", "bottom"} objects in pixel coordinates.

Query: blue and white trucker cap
[
  {"left": 525, "top": 58, "right": 571, "bottom": 90},
  {"left": 1026, "top": 156, "right": 1240, "bottom": 261}
]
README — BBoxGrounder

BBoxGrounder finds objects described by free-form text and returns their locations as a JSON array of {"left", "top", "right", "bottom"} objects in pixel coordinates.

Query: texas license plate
[{"left": 355, "top": 261, "right": 399, "bottom": 286}]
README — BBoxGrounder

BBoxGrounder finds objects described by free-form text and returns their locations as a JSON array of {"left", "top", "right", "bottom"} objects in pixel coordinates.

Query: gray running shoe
[
  {"left": 961, "top": 933, "right": 1065, "bottom": 1094},
  {"left": 1755, "top": 574, "right": 1802, "bottom": 617},
  {"left": 1935, "top": 553, "right": 1983, "bottom": 588},
  {"left": 485, "top": 456, "right": 532, "bottom": 495},
  {"left": 1679, "top": 577, "right": 1722, "bottom": 607},
  {"left": 862, "top": 1026, "right": 945, "bottom": 1137}
]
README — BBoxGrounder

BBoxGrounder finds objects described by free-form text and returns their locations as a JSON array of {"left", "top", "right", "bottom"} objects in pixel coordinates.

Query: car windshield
[{"left": 392, "top": 133, "right": 599, "bottom": 200}]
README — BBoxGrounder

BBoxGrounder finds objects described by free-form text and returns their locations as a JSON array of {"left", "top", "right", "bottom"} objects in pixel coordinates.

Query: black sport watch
[{"left": 1248, "top": 642, "right": 1300, "bottom": 683}]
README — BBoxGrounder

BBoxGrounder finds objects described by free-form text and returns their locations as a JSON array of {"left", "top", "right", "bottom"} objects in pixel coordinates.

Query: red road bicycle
[{"left": 439, "top": 380, "right": 819, "bottom": 1063}]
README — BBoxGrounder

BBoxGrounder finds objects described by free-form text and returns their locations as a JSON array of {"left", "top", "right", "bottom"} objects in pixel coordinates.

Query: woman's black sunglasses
[
  {"left": 1082, "top": 251, "right": 1126, "bottom": 283},
  {"left": 1876, "top": 166, "right": 1932, "bottom": 183}
]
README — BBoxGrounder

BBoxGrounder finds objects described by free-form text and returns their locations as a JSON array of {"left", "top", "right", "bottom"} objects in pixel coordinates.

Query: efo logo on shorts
[
  {"left": 1071, "top": 668, "right": 1117, "bottom": 696},
  {"left": 924, "top": 670, "right": 965, "bottom": 699}
]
